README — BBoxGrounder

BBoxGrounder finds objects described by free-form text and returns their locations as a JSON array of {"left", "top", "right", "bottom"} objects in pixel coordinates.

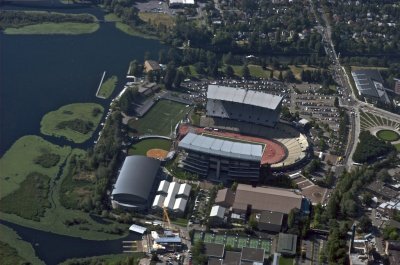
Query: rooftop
[
  {"left": 277, "top": 233, "right": 297, "bottom": 255},
  {"left": 257, "top": 211, "right": 284, "bottom": 226},
  {"left": 205, "top": 242, "right": 225, "bottom": 258},
  {"left": 207, "top": 85, "right": 283, "bottom": 110},
  {"left": 178, "top": 133, "right": 263, "bottom": 162},
  {"left": 241, "top": 247, "right": 265, "bottom": 262},
  {"left": 215, "top": 188, "right": 235, "bottom": 207},
  {"left": 233, "top": 184, "right": 302, "bottom": 214},
  {"left": 210, "top": 205, "right": 226, "bottom": 218}
]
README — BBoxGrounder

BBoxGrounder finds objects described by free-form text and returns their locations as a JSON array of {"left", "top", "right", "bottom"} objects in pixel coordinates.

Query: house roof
[
  {"left": 178, "top": 133, "right": 263, "bottom": 162},
  {"left": 241, "top": 247, "right": 265, "bottom": 262},
  {"left": 204, "top": 243, "right": 225, "bottom": 258},
  {"left": 258, "top": 211, "right": 284, "bottom": 226},
  {"left": 210, "top": 205, "right": 226, "bottom": 218},
  {"left": 207, "top": 85, "right": 283, "bottom": 110},
  {"left": 223, "top": 251, "right": 241, "bottom": 265},
  {"left": 233, "top": 184, "right": 302, "bottom": 214},
  {"left": 215, "top": 188, "right": 235, "bottom": 207}
]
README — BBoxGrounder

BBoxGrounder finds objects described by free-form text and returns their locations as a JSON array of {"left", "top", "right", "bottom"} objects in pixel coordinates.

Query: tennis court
[
  {"left": 226, "top": 236, "right": 236, "bottom": 247},
  {"left": 237, "top": 237, "right": 248, "bottom": 248},
  {"left": 214, "top": 235, "right": 225, "bottom": 244},
  {"left": 204, "top": 233, "right": 214, "bottom": 243},
  {"left": 249, "top": 239, "right": 260, "bottom": 248},
  {"left": 261, "top": 240, "right": 271, "bottom": 252}
]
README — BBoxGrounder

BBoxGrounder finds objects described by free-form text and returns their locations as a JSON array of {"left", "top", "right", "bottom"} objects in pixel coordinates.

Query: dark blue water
[
  {"left": 1, "top": 220, "right": 142, "bottom": 265},
  {"left": 0, "top": 17, "right": 167, "bottom": 155}
]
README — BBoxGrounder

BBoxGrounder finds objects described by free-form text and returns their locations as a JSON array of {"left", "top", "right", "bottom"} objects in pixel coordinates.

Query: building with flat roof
[
  {"left": 256, "top": 211, "right": 284, "bottom": 233},
  {"left": 169, "top": 0, "right": 195, "bottom": 7},
  {"left": 277, "top": 233, "right": 297, "bottom": 256},
  {"left": 232, "top": 184, "right": 303, "bottom": 215},
  {"left": 366, "top": 181, "right": 398, "bottom": 200},
  {"left": 111, "top": 156, "right": 161, "bottom": 211},
  {"left": 352, "top": 70, "right": 390, "bottom": 104},
  {"left": 206, "top": 85, "right": 283, "bottom": 127},
  {"left": 204, "top": 243, "right": 265, "bottom": 265},
  {"left": 178, "top": 133, "right": 262, "bottom": 181},
  {"left": 209, "top": 205, "right": 227, "bottom": 226},
  {"left": 152, "top": 180, "right": 191, "bottom": 216},
  {"left": 215, "top": 188, "right": 235, "bottom": 208}
]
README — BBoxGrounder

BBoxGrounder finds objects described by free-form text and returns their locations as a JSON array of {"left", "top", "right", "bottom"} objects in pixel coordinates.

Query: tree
[
  {"left": 358, "top": 216, "right": 372, "bottom": 233},
  {"left": 164, "top": 62, "right": 176, "bottom": 89},
  {"left": 173, "top": 71, "right": 184, "bottom": 89},
  {"left": 225, "top": 65, "right": 234, "bottom": 78},
  {"left": 270, "top": 70, "right": 273, "bottom": 79},
  {"left": 278, "top": 71, "right": 283, "bottom": 81},
  {"left": 242, "top": 64, "right": 250, "bottom": 80},
  {"left": 248, "top": 215, "right": 258, "bottom": 230},
  {"left": 334, "top": 97, "right": 339, "bottom": 107}
]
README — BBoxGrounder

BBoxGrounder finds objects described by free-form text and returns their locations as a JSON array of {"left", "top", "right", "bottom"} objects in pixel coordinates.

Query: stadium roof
[
  {"left": 207, "top": 85, "right": 283, "bottom": 110},
  {"left": 233, "top": 184, "right": 302, "bottom": 214},
  {"left": 112, "top": 156, "right": 160, "bottom": 202},
  {"left": 178, "top": 133, "right": 263, "bottom": 162}
]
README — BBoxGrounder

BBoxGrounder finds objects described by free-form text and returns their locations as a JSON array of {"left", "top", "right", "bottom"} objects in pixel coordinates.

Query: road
[{"left": 309, "top": 0, "right": 400, "bottom": 170}]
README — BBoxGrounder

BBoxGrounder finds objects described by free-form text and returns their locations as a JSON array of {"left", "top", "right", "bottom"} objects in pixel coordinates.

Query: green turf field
[
  {"left": 279, "top": 257, "right": 294, "bottom": 265},
  {"left": 97, "top": 75, "right": 118, "bottom": 99},
  {"left": 128, "top": 100, "right": 188, "bottom": 136},
  {"left": 377, "top": 129, "right": 400, "bottom": 142},
  {"left": 128, "top": 138, "right": 172, "bottom": 156}
]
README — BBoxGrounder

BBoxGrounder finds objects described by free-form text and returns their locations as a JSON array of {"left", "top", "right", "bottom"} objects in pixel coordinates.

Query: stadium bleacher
[{"left": 200, "top": 117, "right": 309, "bottom": 168}]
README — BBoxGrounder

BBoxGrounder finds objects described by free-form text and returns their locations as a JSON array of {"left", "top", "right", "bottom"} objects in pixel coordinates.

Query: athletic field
[
  {"left": 129, "top": 100, "right": 188, "bottom": 136},
  {"left": 128, "top": 138, "right": 171, "bottom": 156}
]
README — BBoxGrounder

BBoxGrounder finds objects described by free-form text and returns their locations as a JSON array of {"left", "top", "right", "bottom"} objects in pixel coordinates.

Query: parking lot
[{"left": 188, "top": 189, "right": 210, "bottom": 226}]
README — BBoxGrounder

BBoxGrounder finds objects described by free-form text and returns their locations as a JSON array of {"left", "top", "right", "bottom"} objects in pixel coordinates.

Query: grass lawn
[
  {"left": 377, "top": 129, "right": 400, "bottom": 142},
  {"left": 172, "top": 218, "right": 188, "bottom": 227},
  {"left": 0, "top": 172, "right": 51, "bottom": 220},
  {"left": 279, "top": 257, "right": 294, "bottom": 265},
  {"left": 139, "top": 12, "right": 175, "bottom": 28},
  {"left": 0, "top": 135, "right": 71, "bottom": 199},
  {"left": 40, "top": 103, "right": 104, "bottom": 143},
  {"left": 59, "top": 252, "right": 145, "bottom": 265},
  {"left": 128, "top": 100, "right": 189, "bottom": 136},
  {"left": 128, "top": 138, "right": 172, "bottom": 156},
  {"left": 0, "top": 148, "right": 130, "bottom": 240},
  {"left": 395, "top": 143, "right": 400, "bottom": 152},
  {"left": 98, "top": 75, "right": 118, "bottom": 99},
  {"left": 104, "top": 14, "right": 158, "bottom": 39},
  {"left": 0, "top": 224, "right": 45, "bottom": 265},
  {"left": 289, "top": 64, "right": 321, "bottom": 80},
  {"left": 4, "top": 22, "right": 99, "bottom": 35}
]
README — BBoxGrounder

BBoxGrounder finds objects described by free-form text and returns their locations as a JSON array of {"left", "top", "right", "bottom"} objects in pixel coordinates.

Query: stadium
[{"left": 177, "top": 85, "right": 309, "bottom": 181}]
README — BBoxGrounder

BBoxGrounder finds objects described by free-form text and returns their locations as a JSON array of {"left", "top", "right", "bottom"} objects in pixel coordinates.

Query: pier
[{"left": 95, "top": 71, "right": 107, "bottom": 99}]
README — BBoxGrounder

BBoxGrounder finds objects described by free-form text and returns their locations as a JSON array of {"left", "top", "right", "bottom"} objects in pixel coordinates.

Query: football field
[{"left": 129, "top": 100, "right": 188, "bottom": 136}]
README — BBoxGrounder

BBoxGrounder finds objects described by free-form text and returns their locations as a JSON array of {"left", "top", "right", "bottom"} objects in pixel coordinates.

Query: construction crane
[{"left": 162, "top": 206, "right": 172, "bottom": 230}]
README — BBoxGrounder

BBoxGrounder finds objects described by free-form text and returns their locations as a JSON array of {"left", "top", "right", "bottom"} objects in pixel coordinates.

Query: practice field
[
  {"left": 128, "top": 100, "right": 188, "bottom": 136},
  {"left": 128, "top": 138, "right": 172, "bottom": 156},
  {"left": 377, "top": 129, "right": 400, "bottom": 142}
]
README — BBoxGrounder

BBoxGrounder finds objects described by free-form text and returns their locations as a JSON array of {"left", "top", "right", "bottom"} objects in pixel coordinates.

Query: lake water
[
  {"left": 1, "top": 220, "right": 142, "bottom": 265},
  {"left": 0, "top": 5, "right": 167, "bottom": 155}
]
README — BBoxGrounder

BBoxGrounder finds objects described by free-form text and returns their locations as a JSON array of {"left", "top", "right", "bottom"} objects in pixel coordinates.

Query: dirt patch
[
  {"left": 72, "top": 171, "right": 95, "bottom": 182},
  {"left": 146, "top": 148, "right": 168, "bottom": 160}
]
